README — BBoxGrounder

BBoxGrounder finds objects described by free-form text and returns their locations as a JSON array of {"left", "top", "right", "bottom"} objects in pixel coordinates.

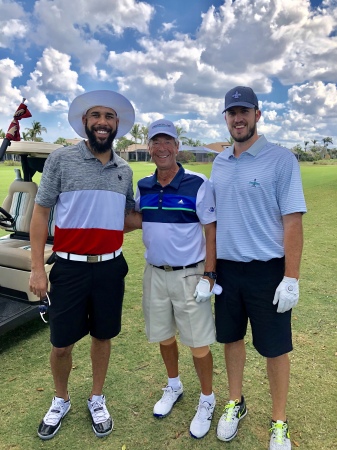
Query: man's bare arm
[
  {"left": 283, "top": 212, "right": 304, "bottom": 279},
  {"left": 124, "top": 209, "right": 142, "bottom": 233},
  {"left": 29, "top": 204, "right": 51, "bottom": 298},
  {"left": 203, "top": 221, "right": 217, "bottom": 288}
]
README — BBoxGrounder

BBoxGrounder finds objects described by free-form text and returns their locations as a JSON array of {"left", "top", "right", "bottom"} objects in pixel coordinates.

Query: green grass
[{"left": 0, "top": 162, "right": 337, "bottom": 450}]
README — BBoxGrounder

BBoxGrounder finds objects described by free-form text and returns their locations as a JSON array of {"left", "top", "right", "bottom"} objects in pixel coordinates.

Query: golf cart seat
[
  {"left": 1, "top": 179, "right": 38, "bottom": 233},
  {"left": 0, "top": 141, "right": 62, "bottom": 333},
  {"left": 0, "top": 179, "right": 55, "bottom": 301}
]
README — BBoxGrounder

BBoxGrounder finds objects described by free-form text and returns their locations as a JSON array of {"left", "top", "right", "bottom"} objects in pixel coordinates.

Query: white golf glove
[
  {"left": 273, "top": 276, "right": 299, "bottom": 313},
  {"left": 194, "top": 278, "right": 223, "bottom": 303}
]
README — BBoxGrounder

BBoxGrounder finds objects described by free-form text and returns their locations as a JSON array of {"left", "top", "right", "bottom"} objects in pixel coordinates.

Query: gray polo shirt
[{"left": 35, "top": 140, "right": 135, "bottom": 255}]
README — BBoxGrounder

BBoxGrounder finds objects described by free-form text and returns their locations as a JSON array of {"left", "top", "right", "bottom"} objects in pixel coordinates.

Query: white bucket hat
[{"left": 68, "top": 90, "right": 135, "bottom": 138}]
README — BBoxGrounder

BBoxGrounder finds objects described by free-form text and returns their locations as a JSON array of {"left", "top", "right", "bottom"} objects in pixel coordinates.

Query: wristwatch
[{"left": 203, "top": 271, "right": 217, "bottom": 280}]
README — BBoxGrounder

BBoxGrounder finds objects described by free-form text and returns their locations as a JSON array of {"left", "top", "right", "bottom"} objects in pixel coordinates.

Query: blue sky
[{"left": 0, "top": 0, "right": 336, "bottom": 149}]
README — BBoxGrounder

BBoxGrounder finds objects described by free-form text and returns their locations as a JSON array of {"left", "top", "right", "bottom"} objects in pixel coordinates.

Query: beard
[
  {"left": 230, "top": 122, "right": 257, "bottom": 143},
  {"left": 85, "top": 123, "right": 118, "bottom": 154}
]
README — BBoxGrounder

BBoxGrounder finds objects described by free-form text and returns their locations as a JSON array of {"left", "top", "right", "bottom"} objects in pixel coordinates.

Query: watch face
[{"left": 204, "top": 272, "right": 217, "bottom": 279}]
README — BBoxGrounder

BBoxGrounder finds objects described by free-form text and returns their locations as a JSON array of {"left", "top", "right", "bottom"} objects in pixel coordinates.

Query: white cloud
[
  {"left": 1, "top": 0, "right": 337, "bottom": 148},
  {"left": 288, "top": 81, "right": 337, "bottom": 116},
  {"left": 20, "top": 48, "right": 84, "bottom": 112},
  {"left": 0, "top": 59, "right": 24, "bottom": 116},
  {"left": 30, "top": 0, "right": 154, "bottom": 76},
  {"left": 161, "top": 22, "right": 177, "bottom": 33},
  {"left": 0, "top": 0, "right": 28, "bottom": 48}
]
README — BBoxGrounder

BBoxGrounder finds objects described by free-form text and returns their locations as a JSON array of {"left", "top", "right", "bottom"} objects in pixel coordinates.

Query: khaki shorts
[{"left": 142, "top": 262, "right": 216, "bottom": 348}]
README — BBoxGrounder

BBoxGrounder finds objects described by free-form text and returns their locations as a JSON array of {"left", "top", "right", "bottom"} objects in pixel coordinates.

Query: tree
[
  {"left": 0, "top": 128, "right": 5, "bottom": 138},
  {"left": 21, "top": 131, "right": 31, "bottom": 141},
  {"left": 175, "top": 126, "right": 187, "bottom": 142},
  {"left": 115, "top": 136, "right": 134, "bottom": 151},
  {"left": 181, "top": 137, "right": 203, "bottom": 147},
  {"left": 54, "top": 137, "right": 70, "bottom": 146},
  {"left": 25, "top": 120, "right": 47, "bottom": 141},
  {"left": 140, "top": 125, "right": 148, "bottom": 144},
  {"left": 176, "top": 151, "right": 196, "bottom": 163},
  {"left": 130, "top": 124, "right": 142, "bottom": 143},
  {"left": 322, "top": 137, "right": 333, "bottom": 147},
  {"left": 304, "top": 141, "right": 309, "bottom": 151}
]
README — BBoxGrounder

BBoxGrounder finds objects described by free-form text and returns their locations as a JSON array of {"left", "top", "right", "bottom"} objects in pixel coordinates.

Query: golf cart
[{"left": 0, "top": 140, "right": 61, "bottom": 336}]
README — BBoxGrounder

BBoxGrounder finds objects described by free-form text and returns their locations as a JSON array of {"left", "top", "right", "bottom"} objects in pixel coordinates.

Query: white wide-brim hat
[{"left": 68, "top": 90, "right": 135, "bottom": 139}]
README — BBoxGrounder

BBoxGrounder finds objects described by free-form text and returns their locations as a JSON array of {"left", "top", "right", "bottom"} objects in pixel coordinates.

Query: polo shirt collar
[
  {"left": 227, "top": 134, "right": 267, "bottom": 159},
  {"left": 246, "top": 135, "right": 267, "bottom": 156},
  {"left": 150, "top": 162, "right": 184, "bottom": 188},
  {"left": 79, "top": 140, "right": 117, "bottom": 165}
]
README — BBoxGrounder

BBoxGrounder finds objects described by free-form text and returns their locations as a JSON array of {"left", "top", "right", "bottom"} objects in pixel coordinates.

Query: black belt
[{"left": 152, "top": 261, "right": 202, "bottom": 272}]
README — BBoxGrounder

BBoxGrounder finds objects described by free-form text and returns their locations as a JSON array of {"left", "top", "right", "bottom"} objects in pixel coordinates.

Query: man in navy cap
[{"left": 211, "top": 86, "right": 307, "bottom": 449}]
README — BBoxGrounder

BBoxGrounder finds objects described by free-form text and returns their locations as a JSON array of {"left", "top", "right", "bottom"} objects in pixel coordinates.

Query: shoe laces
[
  {"left": 44, "top": 398, "right": 66, "bottom": 426},
  {"left": 160, "top": 386, "right": 178, "bottom": 403},
  {"left": 194, "top": 401, "right": 213, "bottom": 421},
  {"left": 270, "top": 421, "right": 289, "bottom": 444},
  {"left": 223, "top": 399, "right": 240, "bottom": 422},
  {"left": 90, "top": 398, "right": 110, "bottom": 424}
]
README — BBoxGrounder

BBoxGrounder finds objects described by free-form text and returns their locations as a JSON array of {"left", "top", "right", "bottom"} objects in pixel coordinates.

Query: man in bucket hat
[
  {"left": 210, "top": 86, "right": 306, "bottom": 449},
  {"left": 29, "top": 90, "right": 140, "bottom": 440}
]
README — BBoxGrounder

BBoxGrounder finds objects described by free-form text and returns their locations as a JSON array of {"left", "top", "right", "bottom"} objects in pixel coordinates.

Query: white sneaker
[
  {"left": 190, "top": 399, "right": 216, "bottom": 439},
  {"left": 216, "top": 396, "right": 247, "bottom": 442},
  {"left": 37, "top": 396, "right": 71, "bottom": 440},
  {"left": 153, "top": 384, "right": 184, "bottom": 418},
  {"left": 87, "top": 395, "right": 113, "bottom": 437},
  {"left": 269, "top": 420, "right": 291, "bottom": 450}
]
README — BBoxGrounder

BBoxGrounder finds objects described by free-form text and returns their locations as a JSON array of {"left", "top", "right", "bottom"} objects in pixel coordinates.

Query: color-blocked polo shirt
[
  {"left": 210, "top": 135, "right": 307, "bottom": 262},
  {"left": 35, "top": 140, "right": 135, "bottom": 255},
  {"left": 135, "top": 163, "right": 216, "bottom": 267}
]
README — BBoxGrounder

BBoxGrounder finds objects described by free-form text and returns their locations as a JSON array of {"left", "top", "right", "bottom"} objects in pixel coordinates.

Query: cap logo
[
  {"left": 232, "top": 91, "right": 241, "bottom": 99},
  {"left": 153, "top": 123, "right": 171, "bottom": 129}
]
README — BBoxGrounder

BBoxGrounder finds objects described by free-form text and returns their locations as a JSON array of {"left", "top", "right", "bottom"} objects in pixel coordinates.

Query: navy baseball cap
[{"left": 222, "top": 86, "right": 259, "bottom": 113}]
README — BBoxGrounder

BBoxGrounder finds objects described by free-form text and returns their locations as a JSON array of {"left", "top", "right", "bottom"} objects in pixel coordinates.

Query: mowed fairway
[{"left": 0, "top": 161, "right": 336, "bottom": 450}]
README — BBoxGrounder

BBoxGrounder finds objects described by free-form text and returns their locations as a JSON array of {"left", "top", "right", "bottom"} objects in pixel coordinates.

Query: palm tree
[
  {"left": 115, "top": 136, "right": 134, "bottom": 151},
  {"left": 175, "top": 125, "right": 187, "bottom": 142},
  {"left": 140, "top": 125, "right": 148, "bottom": 144},
  {"left": 54, "top": 137, "right": 70, "bottom": 146},
  {"left": 0, "top": 128, "right": 5, "bottom": 138},
  {"left": 25, "top": 120, "right": 47, "bottom": 141},
  {"left": 322, "top": 137, "right": 333, "bottom": 147},
  {"left": 21, "top": 131, "right": 31, "bottom": 141},
  {"left": 130, "top": 124, "right": 142, "bottom": 143},
  {"left": 304, "top": 141, "right": 309, "bottom": 152}
]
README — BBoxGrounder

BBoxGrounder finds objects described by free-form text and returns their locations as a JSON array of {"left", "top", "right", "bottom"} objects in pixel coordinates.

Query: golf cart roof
[{"left": 0, "top": 140, "right": 62, "bottom": 158}]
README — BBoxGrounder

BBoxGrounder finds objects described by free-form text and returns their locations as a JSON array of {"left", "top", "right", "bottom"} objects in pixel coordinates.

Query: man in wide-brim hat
[{"left": 30, "top": 90, "right": 141, "bottom": 441}]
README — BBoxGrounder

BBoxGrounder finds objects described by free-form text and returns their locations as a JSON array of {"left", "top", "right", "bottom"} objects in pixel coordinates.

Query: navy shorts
[
  {"left": 48, "top": 253, "right": 128, "bottom": 348},
  {"left": 214, "top": 257, "right": 292, "bottom": 358}
]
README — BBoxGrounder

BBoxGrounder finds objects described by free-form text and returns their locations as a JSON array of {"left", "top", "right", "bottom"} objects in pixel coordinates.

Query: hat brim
[
  {"left": 222, "top": 101, "right": 257, "bottom": 113},
  {"left": 68, "top": 90, "right": 135, "bottom": 139}
]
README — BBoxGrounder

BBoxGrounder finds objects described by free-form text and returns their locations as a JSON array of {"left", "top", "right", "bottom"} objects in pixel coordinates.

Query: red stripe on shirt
[{"left": 53, "top": 226, "right": 123, "bottom": 254}]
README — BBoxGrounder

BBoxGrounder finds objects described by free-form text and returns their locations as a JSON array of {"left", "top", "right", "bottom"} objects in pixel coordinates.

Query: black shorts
[
  {"left": 48, "top": 253, "right": 128, "bottom": 348},
  {"left": 214, "top": 257, "right": 292, "bottom": 358}
]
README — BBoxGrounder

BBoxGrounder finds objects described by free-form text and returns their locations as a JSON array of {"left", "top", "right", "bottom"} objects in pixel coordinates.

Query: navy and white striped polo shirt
[
  {"left": 135, "top": 163, "right": 216, "bottom": 266},
  {"left": 210, "top": 135, "right": 307, "bottom": 262}
]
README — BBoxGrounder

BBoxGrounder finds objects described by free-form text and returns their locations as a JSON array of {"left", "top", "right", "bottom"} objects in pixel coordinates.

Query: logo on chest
[{"left": 249, "top": 178, "right": 260, "bottom": 187}]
